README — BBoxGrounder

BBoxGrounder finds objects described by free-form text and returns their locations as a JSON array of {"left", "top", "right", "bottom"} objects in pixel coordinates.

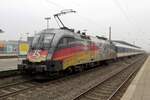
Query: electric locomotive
[
  {"left": 18, "top": 27, "right": 117, "bottom": 75},
  {"left": 18, "top": 10, "right": 117, "bottom": 76}
]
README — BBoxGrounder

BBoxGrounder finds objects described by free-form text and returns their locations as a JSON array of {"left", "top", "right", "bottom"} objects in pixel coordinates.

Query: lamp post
[
  {"left": 45, "top": 17, "right": 51, "bottom": 29},
  {"left": 18, "top": 36, "right": 22, "bottom": 60}
]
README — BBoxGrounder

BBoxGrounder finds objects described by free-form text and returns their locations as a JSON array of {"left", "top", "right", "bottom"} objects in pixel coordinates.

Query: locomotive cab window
[
  {"left": 43, "top": 33, "right": 55, "bottom": 49},
  {"left": 31, "top": 33, "right": 55, "bottom": 50},
  {"left": 32, "top": 34, "right": 40, "bottom": 49}
]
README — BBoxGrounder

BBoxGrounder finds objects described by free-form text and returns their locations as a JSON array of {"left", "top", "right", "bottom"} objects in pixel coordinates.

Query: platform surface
[
  {"left": 0, "top": 54, "right": 17, "bottom": 56},
  {"left": 121, "top": 56, "right": 150, "bottom": 100},
  {"left": 0, "top": 58, "right": 22, "bottom": 71}
]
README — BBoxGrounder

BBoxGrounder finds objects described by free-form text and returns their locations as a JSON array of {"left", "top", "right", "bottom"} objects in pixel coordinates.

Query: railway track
[
  {"left": 0, "top": 54, "right": 146, "bottom": 100},
  {"left": 0, "top": 78, "right": 39, "bottom": 100},
  {"left": 73, "top": 55, "right": 147, "bottom": 100}
]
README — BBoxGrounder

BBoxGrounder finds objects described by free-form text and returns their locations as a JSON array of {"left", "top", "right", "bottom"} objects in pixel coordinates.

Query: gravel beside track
[
  {"left": 1, "top": 55, "right": 145, "bottom": 100},
  {"left": 0, "top": 76, "right": 25, "bottom": 86},
  {"left": 0, "top": 79, "right": 40, "bottom": 100}
]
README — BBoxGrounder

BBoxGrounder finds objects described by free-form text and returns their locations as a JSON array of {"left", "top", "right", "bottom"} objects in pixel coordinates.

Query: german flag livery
[{"left": 52, "top": 43, "right": 99, "bottom": 69}]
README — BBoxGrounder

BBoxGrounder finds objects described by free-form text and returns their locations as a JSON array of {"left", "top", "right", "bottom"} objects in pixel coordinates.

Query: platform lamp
[{"left": 45, "top": 17, "right": 51, "bottom": 29}]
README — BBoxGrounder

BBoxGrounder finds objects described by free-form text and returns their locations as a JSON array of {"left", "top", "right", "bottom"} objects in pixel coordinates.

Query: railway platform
[
  {"left": 0, "top": 54, "right": 17, "bottom": 56},
  {"left": 0, "top": 58, "right": 22, "bottom": 71},
  {"left": 121, "top": 55, "right": 150, "bottom": 100}
]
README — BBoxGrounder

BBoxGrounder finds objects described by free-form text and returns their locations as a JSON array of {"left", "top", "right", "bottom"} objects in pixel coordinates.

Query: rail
[{"left": 73, "top": 55, "right": 147, "bottom": 100}]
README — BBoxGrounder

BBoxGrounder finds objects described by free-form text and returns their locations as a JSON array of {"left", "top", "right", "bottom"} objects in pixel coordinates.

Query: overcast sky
[{"left": 0, "top": 0, "right": 150, "bottom": 51}]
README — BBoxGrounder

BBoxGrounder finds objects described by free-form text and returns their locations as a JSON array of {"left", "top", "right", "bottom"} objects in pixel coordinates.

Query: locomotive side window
[
  {"left": 57, "top": 37, "right": 76, "bottom": 50},
  {"left": 68, "top": 37, "right": 76, "bottom": 47},
  {"left": 57, "top": 38, "right": 67, "bottom": 50}
]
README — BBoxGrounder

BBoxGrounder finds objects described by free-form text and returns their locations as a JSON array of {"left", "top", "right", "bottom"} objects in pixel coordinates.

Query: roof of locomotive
[
  {"left": 39, "top": 28, "right": 74, "bottom": 35},
  {"left": 39, "top": 28, "right": 112, "bottom": 45},
  {"left": 39, "top": 28, "right": 81, "bottom": 39}
]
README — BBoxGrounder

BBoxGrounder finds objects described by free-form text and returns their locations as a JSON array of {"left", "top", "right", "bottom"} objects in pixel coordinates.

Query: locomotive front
[{"left": 18, "top": 29, "right": 64, "bottom": 75}]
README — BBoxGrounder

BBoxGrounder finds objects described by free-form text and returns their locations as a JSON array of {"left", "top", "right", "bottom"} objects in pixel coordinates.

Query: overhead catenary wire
[
  {"left": 112, "top": 0, "right": 144, "bottom": 34},
  {"left": 45, "top": 0, "right": 134, "bottom": 38},
  {"left": 45, "top": 0, "right": 65, "bottom": 9},
  {"left": 44, "top": 0, "right": 100, "bottom": 36},
  {"left": 112, "top": 0, "right": 147, "bottom": 46},
  {"left": 44, "top": 0, "right": 149, "bottom": 51}
]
